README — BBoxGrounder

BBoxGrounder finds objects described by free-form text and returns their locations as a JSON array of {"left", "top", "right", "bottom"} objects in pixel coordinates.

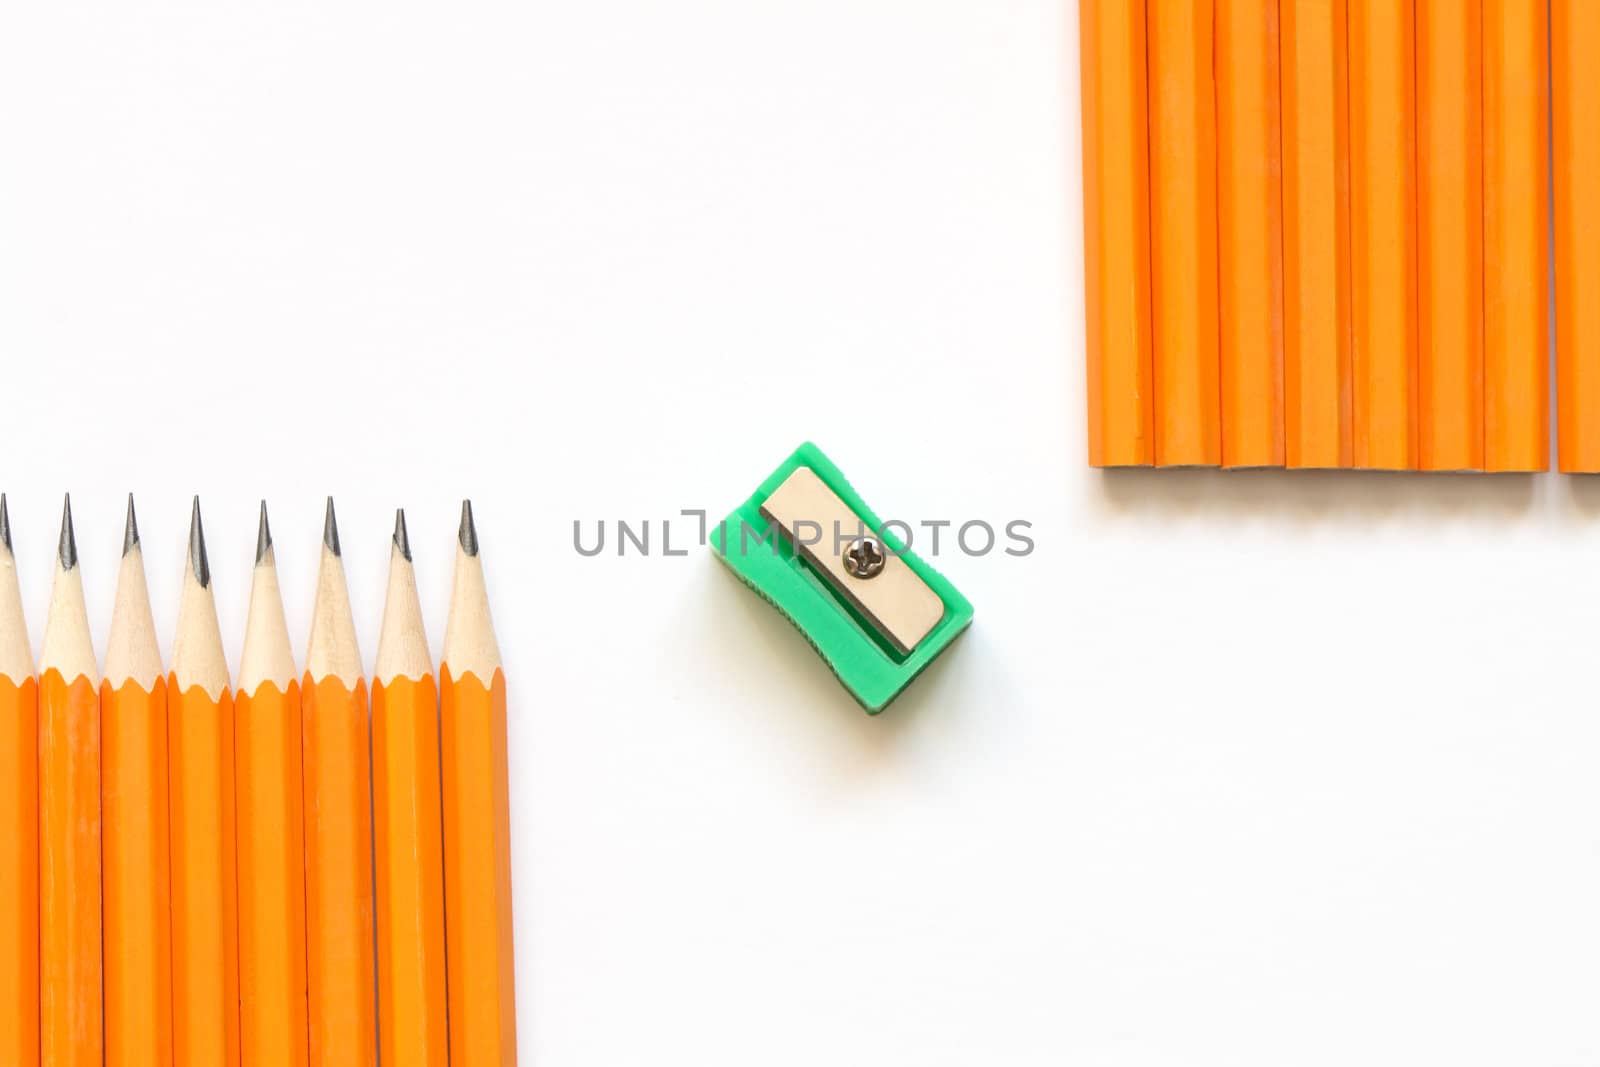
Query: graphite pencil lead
[
  {"left": 323, "top": 496, "right": 341, "bottom": 557},
  {"left": 0, "top": 493, "right": 10, "bottom": 554},
  {"left": 123, "top": 493, "right": 140, "bottom": 556},
  {"left": 189, "top": 496, "right": 211, "bottom": 588},
  {"left": 393, "top": 508, "right": 411, "bottom": 562},
  {"left": 256, "top": 500, "right": 273, "bottom": 564},
  {"left": 459, "top": 499, "right": 479, "bottom": 557},
  {"left": 58, "top": 493, "right": 77, "bottom": 570}
]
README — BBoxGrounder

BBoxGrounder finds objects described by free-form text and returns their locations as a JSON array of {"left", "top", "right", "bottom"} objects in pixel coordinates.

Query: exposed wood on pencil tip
[
  {"left": 123, "top": 492, "right": 140, "bottom": 556},
  {"left": 256, "top": 499, "right": 273, "bottom": 564},
  {"left": 0, "top": 493, "right": 10, "bottom": 554},
  {"left": 459, "top": 499, "right": 479, "bottom": 557},
  {"left": 393, "top": 508, "right": 412, "bottom": 562},
  {"left": 323, "top": 495, "right": 341, "bottom": 556},
  {"left": 58, "top": 493, "right": 77, "bottom": 570},
  {"left": 189, "top": 496, "right": 211, "bottom": 589}
]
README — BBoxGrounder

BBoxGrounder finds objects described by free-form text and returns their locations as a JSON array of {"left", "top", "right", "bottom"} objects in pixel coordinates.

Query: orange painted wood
[
  {"left": 168, "top": 680, "right": 239, "bottom": 1066},
  {"left": 1482, "top": 0, "right": 1550, "bottom": 471},
  {"left": 302, "top": 674, "right": 376, "bottom": 1067},
  {"left": 236, "top": 680, "right": 310, "bottom": 1067},
  {"left": 1216, "top": 0, "right": 1285, "bottom": 467},
  {"left": 1080, "top": 0, "right": 1155, "bottom": 466},
  {"left": 1415, "top": 0, "right": 1484, "bottom": 471},
  {"left": 0, "top": 675, "right": 39, "bottom": 1067},
  {"left": 441, "top": 667, "right": 517, "bottom": 1067},
  {"left": 102, "top": 677, "right": 173, "bottom": 1067},
  {"left": 1554, "top": 0, "right": 1600, "bottom": 471},
  {"left": 1279, "top": 0, "right": 1352, "bottom": 467},
  {"left": 373, "top": 674, "right": 448, "bottom": 1067},
  {"left": 38, "top": 669, "right": 101, "bottom": 1067},
  {"left": 1148, "top": 0, "right": 1221, "bottom": 466},
  {"left": 1347, "top": 0, "right": 1419, "bottom": 469}
]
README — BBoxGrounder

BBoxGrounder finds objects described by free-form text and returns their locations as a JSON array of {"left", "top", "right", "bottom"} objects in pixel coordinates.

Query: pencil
[
  {"left": 169, "top": 499, "right": 240, "bottom": 1065},
  {"left": 1347, "top": 0, "right": 1419, "bottom": 469},
  {"left": 303, "top": 498, "right": 376, "bottom": 1067},
  {"left": 442, "top": 501, "right": 518, "bottom": 1065},
  {"left": 0, "top": 496, "right": 39, "bottom": 1067},
  {"left": 1215, "top": 0, "right": 1285, "bottom": 468},
  {"left": 39, "top": 495, "right": 101, "bottom": 1067},
  {"left": 373, "top": 510, "right": 448, "bottom": 1067},
  {"left": 236, "top": 504, "right": 310, "bottom": 1067},
  {"left": 1415, "top": 0, "right": 1484, "bottom": 471},
  {"left": 1080, "top": 0, "right": 1155, "bottom": 466},
  {"left": 1280, "top": 0, "right": 1353, "bottom": 467},
  {"left": 1147, "top": 0, "right": 1221, "bottom": 466},
  {"left": 1482, "top": 0, "right": 1550, "bottom": 472},
  {"left": 101, "top": 496, "right": 173, "bottom": 1067},
  {"left": 1554, "top": 0, "right": 1600, "bottom": 472}
]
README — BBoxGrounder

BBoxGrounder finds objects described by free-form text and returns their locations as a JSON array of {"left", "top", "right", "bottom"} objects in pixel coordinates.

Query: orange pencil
[
  {"left": 1080, "top": 0, "right": 1155, "bottom": 466},
  {"left": 236, "top": 504, "right": 310, "bottom": 1067},
  {"left": 0, "top": 496, "right": 39, "bottom": 1067},
  {"left": 1215, "top": 0, "right": 1285, "bottom": 468},
  {"left": 1482, "top": 0, "right": 1550, "bottom": 472},
  {"left": 373, "top": 511, "right": 448, "bottom": 1067},
  {"left": 1347, "top": 0, "right": 1419, "bottom": 469},
  {"left": 1279, "top": 0, "right": 1352, "bottom": 467},
  {"left": 1415, "top": 0, "right": 1484, "bottom": 471},
  {"left": 169, "top": 499, "right": 239, "bottom": 1065},
  {"left": 38, "top": 495, "right": 101, "bottom": 1067},
  {"left": 442, "top": 501, "right": 518, "bottom": 1065},
  {"left": 101, "top": 497, "right": 173, "bottom": 1067},
  {"left": 303, "top": 499, "right": 376, "bottom": 1067},
  {"left": 1554, "top": 0, "right": 1600, "bottom": 472},
  {"left": 1148, "top": 0, "right": 1221, "bottom": 466}
]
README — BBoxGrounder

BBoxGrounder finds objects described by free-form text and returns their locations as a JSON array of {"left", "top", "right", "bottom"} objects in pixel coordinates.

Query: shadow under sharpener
[{"left": 711, "top": 442, "right": 974, "bottom": 713}]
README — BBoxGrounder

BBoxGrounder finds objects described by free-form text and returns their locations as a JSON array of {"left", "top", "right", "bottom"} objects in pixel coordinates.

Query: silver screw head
[{"left": 842, "top": 535, "right": 887, "bottom": 579}]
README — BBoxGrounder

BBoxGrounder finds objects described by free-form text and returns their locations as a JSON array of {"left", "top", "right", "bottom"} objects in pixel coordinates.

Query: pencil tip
[
  {"left": 323, "top": 497, "right": 341, "bottom": 556},
  {"left": 58, "top": 493, "right": 77, "bottom": 570},
  {"left": 189, "top": 496, "right": 210, "bottom": 588},
  {"left": 459, "top": 499, "right": 479, "bottom": 557},
  {"left": 123, "top": 493, "right": 140, "bottom": 556},
  {"left": 393, "top": 508, "right": 411, "bottom": 561},
  {"left": 256, "top": 500, "right": 273, "bottom": 564},
  {"left": 0, "top": 494, "right": 11, "bottom": 554}
]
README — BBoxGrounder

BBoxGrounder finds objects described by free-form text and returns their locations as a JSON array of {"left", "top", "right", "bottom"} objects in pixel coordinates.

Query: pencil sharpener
[{"left": 711, "top": 442, "right": 974, "bottom": 713}]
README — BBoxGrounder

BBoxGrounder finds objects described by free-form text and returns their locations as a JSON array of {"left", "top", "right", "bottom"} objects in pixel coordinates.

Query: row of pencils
[
  {"left": 1079, "top": 1, "right": 1595, "bottom": 471},
  {"left": 0, "top": 495, "right": 515, "bottom": 1067}
]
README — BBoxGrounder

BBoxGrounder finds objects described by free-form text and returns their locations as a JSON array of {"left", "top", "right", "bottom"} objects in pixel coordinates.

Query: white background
[{"left": 2, "top": 2, "right": 1597, "bottom": 1064}]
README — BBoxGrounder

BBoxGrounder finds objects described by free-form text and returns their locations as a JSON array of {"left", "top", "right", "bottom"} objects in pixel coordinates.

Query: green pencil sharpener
[{"left": 711, "top": 442, "right": 974, "bottom": 713}]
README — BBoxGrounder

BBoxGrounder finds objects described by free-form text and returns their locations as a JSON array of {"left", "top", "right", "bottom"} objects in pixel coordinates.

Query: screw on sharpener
[{"left": 842, "top": 536, "right": 886, "bottom": 579}]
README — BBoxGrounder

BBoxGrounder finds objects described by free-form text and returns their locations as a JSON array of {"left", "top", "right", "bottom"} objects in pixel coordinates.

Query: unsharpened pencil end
[
  {"left": 58, "top": 493, "right": 77, "bottom": 570},
  {"left": 0, "top": 494, "right": 11, "bottom": 554},
  {"left": 324, "top": 496, "right": 341, "bottom": 556},
  {"left": 123, "top": 493, "right": 140, "bottom": 556},
  {"left": 459, "top": 499, "right": 479, "bottom": 556},
  {"left": 256, "top": 500, "right": 273, "bottom": 564},
  {"left": 189, "top": 496, "right": 211, "bottom": 588},
  {"left": 393, "top": 508, "right": 412, "bottom": 561}
]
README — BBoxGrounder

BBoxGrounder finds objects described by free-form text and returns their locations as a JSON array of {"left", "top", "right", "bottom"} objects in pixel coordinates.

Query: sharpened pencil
[
  {"left": 302, "top": 499, "right": 376, "bottom": 1067},
  {"left": 0, "top": 496, "right": 39, "bottom": 1067},
  {"left": 373, "top": 510, "right": 448, "bottom": 1067},
  {"left": 39, "top": 495, "right": 101, "bottom": 1067},
  {"left": 236, "top": 504, "right": 310, "bottom": 1067},
  {"left": 442, "top": 501, "right": 518, "bottom": 1066},
  {"left": 168, "top": 498, "right": 240, "bottom": 1065},
  {"left": 102, "top": 496, "right": 174, "bottom": 1067}
]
